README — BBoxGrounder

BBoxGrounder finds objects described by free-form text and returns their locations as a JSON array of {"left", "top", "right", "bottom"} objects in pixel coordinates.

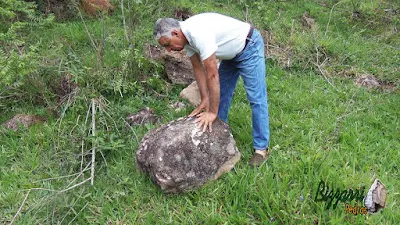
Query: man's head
[{"left": 154, "top": 18, "right": 187, "bottom": 52}]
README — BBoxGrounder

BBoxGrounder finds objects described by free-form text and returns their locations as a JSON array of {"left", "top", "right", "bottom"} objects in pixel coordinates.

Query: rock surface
[
  {"left": 179, "top": 81, "right": 201, "bottom": 106},
  {"left": 162, "top": 51, "right": 194, "bottom": 85},
  {"left": 143, "top": 44, "right": 194, "bottom": 85},
  {"left": 136, "top": 117, "right": 240, "bottom": 193}
]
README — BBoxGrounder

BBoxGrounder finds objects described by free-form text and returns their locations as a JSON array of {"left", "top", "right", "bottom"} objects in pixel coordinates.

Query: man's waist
[{"left": 245, "top": 26, "right": 254, "bottom": 48}]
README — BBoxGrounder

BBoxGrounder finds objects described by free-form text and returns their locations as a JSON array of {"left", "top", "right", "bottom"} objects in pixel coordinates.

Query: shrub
[{"left": 0, "top": 0, "right": 54, "bottom": 111}]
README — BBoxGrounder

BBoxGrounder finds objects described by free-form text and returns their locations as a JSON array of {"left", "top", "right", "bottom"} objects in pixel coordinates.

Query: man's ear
[{"left": 171, "top": 29, "right": 179, "bottom": 37}]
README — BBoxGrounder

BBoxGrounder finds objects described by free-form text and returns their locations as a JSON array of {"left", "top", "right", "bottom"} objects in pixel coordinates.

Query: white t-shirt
[{"left": 180, "top": 13, "right": 250, "bottom": 61}]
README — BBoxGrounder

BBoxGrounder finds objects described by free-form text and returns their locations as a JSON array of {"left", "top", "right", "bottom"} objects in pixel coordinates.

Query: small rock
[
  {"left": 169, "top": 102, "right": 187, "bottom": 112},
  {"left": 126, "top": 107, "right": 162, "bottom": 126},
  {"left": 143, "top": 44, "right": 194, "bottom": 85},
  {"left": 81, "top": 0, "right": 115, "bottom": 17},
  {"left": 163, "top": 51, "right": 194, "bottom": 84},
  {"left": 143, "top": 44, "right": 163, "bottom": 60},
  {"left": 364, "top": 179, "right": 386, "bottom": 213},
  {"left": 355, "top": 75, "right": 381, "bottom": 89},
  {"left": 302, "top": 12, "right": 315, "bottom": 29},
  {"left": 269, "top": 216, "right": 276, "bottom": 223},
  {"left": 180, "top": 81, "right": 201, "bottom": 106},
  {"left": 2, "top": 114, "right": 46, "bottom": 131}
]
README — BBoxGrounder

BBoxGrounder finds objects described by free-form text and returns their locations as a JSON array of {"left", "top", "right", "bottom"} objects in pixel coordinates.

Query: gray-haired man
[{"left": 154, "top": 13, "right": 271, "bottom": 167}]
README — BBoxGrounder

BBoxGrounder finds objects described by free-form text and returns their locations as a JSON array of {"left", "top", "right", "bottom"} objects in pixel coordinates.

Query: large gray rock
[{"left": 136, "top": 117, "right": 240, "bottom": 193}]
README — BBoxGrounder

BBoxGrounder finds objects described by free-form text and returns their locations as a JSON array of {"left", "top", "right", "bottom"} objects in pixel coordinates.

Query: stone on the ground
[
  {"left": 126, "top": 107, "right": 162, "bottom": 126},
  {"left": 81, "top": 0, "right": 115, "bottom": 16},
  {"left": 168, "top": 102, "right": 187, "bottom": 112},
  {"left": 364, "top": 179, "right": 386, "bottom": 213},
  {"left": 162, "top": 51, "right": 194, "bottom": 84},
  {"left": 143, "top": 44, "right": 194, "bottom": 85},
  {"left": 143, "top": 44, "right": 163, "bottom": 60},
  {"left": 3, "top": 114, "right": 46, "bottom": 131},
  {"left": 179, "top": 81, "right": 201, "bottom": 106},
  {"left": 355, "top": 75, "right": 381, "bottom": 89},
  {"left": 136, "top": 117, "right": 240, "bottom": 193}
]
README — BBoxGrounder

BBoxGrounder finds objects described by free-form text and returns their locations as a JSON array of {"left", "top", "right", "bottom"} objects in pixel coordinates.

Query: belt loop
[
  {"left": 247, "top": 26, "right": 254, "bottom": 39},
  {"left": 245, "top": 26, "right": 254, "bottom": 48}
]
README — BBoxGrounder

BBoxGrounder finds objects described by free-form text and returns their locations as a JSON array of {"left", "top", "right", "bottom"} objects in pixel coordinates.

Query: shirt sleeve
[
  {"left": 184, "top": 45, "right": 196, "bottom": 58},
  {"left": 191, "top": 30, "right": 218, "bottom": 61}
]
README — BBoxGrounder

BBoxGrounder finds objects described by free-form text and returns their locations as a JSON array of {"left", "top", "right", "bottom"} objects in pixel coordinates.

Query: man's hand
[
  {"left": 188, "top": 53, "right": 219, "bottom": 133},
  {"left": 189, "top": 98, "right": 209, "bottom": 117},
  {"left": 194, "top": 111, "right": 217, "bottom": 132}
]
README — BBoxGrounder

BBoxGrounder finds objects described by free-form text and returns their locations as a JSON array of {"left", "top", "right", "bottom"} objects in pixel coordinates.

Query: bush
[
  {"left": 0, "top": 0, "right": 54, "bottom": 111},
  {"left": 27, "top": 0, "right": 78, "bottom": 21}
]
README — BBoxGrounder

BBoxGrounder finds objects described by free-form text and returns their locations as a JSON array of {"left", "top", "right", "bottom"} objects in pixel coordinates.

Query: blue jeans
[{"left": 218, "top": 29, "right": 270, "bottom": 150}]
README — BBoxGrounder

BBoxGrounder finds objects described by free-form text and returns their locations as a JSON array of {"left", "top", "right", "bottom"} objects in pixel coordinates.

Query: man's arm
[
  {"left": 189, "top": 53, "right": 209, "bottom": 115},
  {"left": 202, "top": 53, "right": 219, "bottom": 116},
  {"left": 192, "top": 53, "right": 219, "bottom": 132}
]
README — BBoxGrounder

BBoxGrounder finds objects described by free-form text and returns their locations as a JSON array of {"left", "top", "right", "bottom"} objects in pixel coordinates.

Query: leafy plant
[{"left": 0, "top": 0, "right": 54, "bottom": 111}]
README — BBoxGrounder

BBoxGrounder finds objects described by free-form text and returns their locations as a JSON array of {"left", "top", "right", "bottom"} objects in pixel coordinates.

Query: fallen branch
[
  {"left": 81, "top": 102, "right": 92, "bottom": 174},
  {"left": 325, "top": 1, "right": 341, "bottom": 36},
  {"left": 120, "top": 0, "right": 130, "bottom": 43},
  {"left": 9, "top": 189, "right": 31, "bottom": 225},
  {"left": 13, "top": 183, "right": 88, "bottom": 224},
  {"left": 26, "top": 178, "right": 91, "bottom": 194},
  {"left": 313, "top": 61, "right": 339, "bottom": 92},
  {"left": 287, "top": 19, "right": 295, "bottom": 68},
  {"left": 313, "top": 46, "right": 339, "bottom": 92},
  {"left": 32, "top": 167, "right": 90, "bottom": 184},
  {"left": 61, "top": 178, "right": 92, "bottom": 193},
  {"left": 66, "top": 162, "right": 92, "bottom": 189},
  {"left": 90, "top": 99, "right": 96, "bottom": 185},
  {"left": 59, "top": 189, "right": 85, "bottom": 224},
  {"left": 123, "top": 119, "right": 139, "bottom": 144},
  {"left": 76, "top": 3, "right": 97, "bottom": 50},
  {"left": 152, "top": 89, "right": 168, "bottom": 97},
  {"left": 68, "top": 202, "right": 89, "bottom": 225}
]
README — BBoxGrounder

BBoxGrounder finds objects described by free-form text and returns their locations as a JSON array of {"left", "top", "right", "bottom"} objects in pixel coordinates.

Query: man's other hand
[
  {"left": 194, "top": 112, "right": 217, "bottom": 132},
  {"left": 189, "top": 98, "right": 209, "bottom": 117}
]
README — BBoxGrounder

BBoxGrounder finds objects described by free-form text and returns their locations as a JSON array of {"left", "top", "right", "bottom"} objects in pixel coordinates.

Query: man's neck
[{"left": 178, "top": 29, "right": 188, "bottom": 45}]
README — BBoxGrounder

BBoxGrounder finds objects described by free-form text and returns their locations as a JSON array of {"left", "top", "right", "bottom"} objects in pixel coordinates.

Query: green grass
[{"left": 1, "top": 0, "right": 399, "bottom": 224}]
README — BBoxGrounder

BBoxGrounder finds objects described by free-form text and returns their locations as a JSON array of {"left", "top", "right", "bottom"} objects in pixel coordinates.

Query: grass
[{"left": 1, "top": 0, "right": 399, "bottom": 224}]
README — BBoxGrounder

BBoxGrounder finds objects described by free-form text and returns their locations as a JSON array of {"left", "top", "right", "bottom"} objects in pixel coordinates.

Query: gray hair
[{"left": 153, "top": 18, "right": 180, "bottom": 40}]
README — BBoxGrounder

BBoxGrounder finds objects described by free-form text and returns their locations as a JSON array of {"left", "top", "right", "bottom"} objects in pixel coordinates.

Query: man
[{"left": 154, "top": 13, "right": 270, "bottom": 167}]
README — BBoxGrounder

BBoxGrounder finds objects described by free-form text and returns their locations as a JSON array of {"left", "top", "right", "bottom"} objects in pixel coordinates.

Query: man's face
[{"left": 158, "top": 30, "right": 184, "bottom": 52}]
